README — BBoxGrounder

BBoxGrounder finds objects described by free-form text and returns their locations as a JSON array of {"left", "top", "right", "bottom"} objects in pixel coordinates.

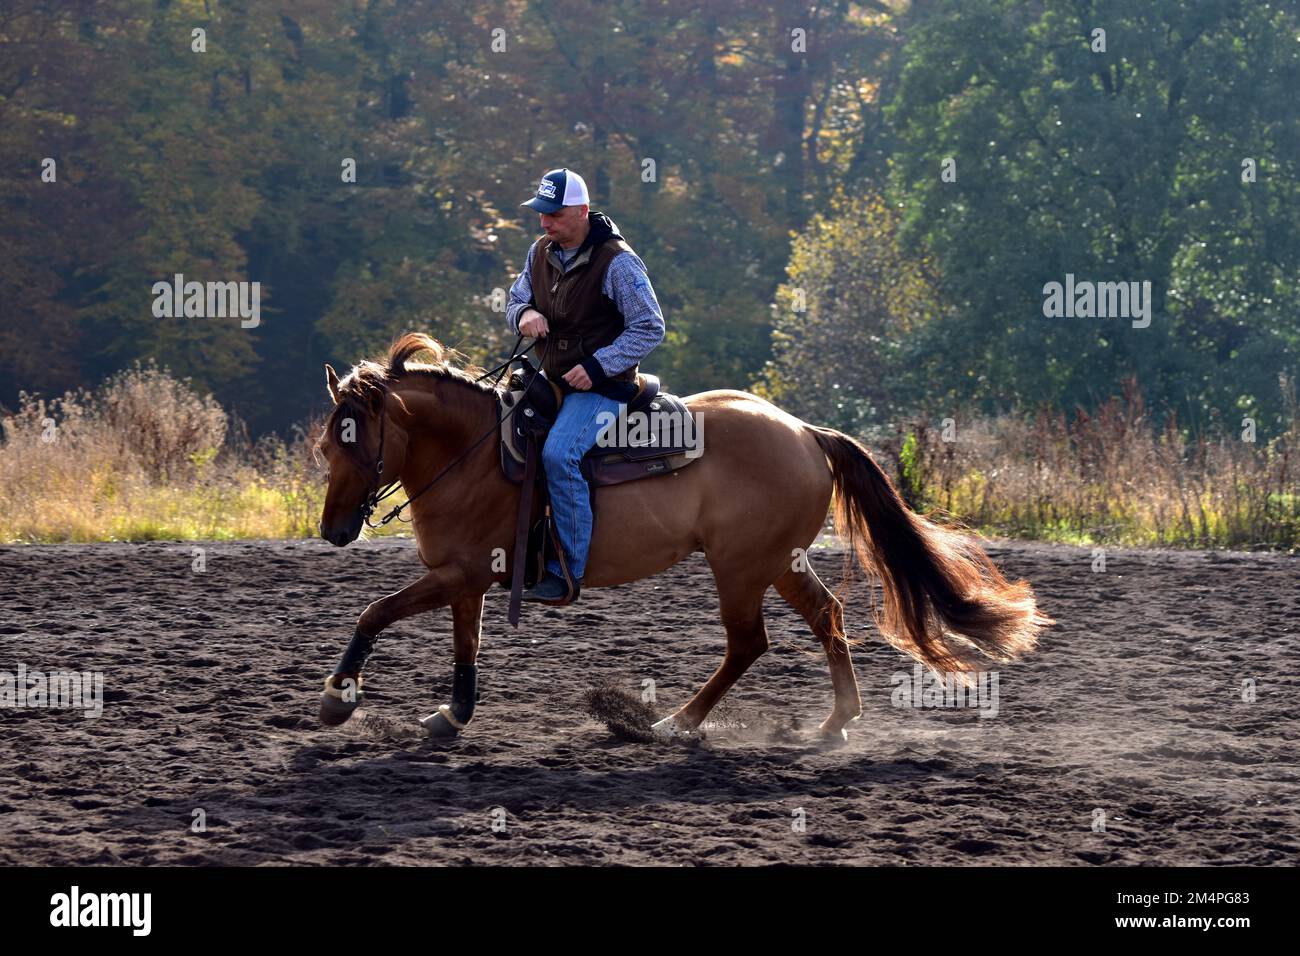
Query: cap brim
[{"left": 521, "top": 196, "right": 564, "bottom": 214}]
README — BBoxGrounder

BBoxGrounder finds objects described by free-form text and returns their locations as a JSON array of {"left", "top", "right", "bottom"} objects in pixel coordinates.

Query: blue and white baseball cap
[{"left": 520, "top": 167, "right": 590, "bottom": 214}]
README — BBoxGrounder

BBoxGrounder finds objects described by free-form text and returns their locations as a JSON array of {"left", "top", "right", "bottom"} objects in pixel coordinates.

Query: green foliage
[
  {"left": 758, "top": 188, "right": 942, "bottom": 430},
  {"left": 1, "top": 0, "right": 1296, "bottom": 456},
  {"left": 886, "top": 0, "right": 1300, "bottom": 428},
  {"left": 897, "top": 429, "right": 923, "bottom": 509},
  {"left": 1, "top": 0, "right": 895, "bottom": 432}
]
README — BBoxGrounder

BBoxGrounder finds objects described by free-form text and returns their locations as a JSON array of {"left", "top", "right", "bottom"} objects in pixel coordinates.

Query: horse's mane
[
  {"left": 323, "top": 332, "right": 499, "bottom": 465},
  {"left": 335, "top": 332, "right": 498, "bottom": 406}
]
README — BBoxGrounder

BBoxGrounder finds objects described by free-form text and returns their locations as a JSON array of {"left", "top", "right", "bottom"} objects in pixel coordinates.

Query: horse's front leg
[
  {"left": 419, "top": 593, "right": 484, "bottom": 739},
  {"left": 319, "top": 564, "right": 466, "bottom": 727}
]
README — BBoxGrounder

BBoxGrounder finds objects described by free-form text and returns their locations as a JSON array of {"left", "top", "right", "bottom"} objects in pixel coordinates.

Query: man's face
[{"left": 539, "top": 204, "right": 588, "bottom": 248}]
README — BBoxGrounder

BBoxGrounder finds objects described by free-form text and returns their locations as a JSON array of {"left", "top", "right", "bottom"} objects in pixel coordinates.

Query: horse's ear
[{"left": 325, "top": 364, "right": 341, "bottom": 405}]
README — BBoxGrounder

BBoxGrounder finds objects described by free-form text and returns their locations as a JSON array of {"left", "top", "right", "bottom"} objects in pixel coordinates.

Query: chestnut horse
[{"left": 316, "top": 333, "right": 1051, "bottom": 741}]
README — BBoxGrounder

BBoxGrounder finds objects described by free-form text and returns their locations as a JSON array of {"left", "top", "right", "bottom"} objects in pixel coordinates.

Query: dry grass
[
  {"left": 5, "top": 367, "right": 1297, "bottom": 551},
  {"left": 880, "top": 378, "right": 1300, "bottom": 551},
  {"left": 0, "top": 363, "right": 329, "bottom": 543}
]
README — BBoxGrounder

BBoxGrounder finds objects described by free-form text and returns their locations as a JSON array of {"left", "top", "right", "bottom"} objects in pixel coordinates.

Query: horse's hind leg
[
  {"left": 774, "top": 566, "right": 862, "bottom": 741},
  {"left": 652, "top": 580, "right": 769, "bottom": 739}
]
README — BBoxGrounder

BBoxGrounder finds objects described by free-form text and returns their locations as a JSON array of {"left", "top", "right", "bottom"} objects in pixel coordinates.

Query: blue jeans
[{"left": 541, "top": 390, "right": 624, "bottom": 581}]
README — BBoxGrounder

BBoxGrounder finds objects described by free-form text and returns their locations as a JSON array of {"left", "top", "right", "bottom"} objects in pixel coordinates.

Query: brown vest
[{"left": 530, "top": 234, "right": 638, "bottom": 383}]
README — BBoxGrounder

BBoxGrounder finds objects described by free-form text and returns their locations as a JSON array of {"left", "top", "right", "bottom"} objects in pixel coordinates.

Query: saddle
[{"left": 498, "top": 361, "right": 702, "bottom": 625}]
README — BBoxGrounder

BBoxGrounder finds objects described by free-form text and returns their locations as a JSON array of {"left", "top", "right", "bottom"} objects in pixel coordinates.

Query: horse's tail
[{"left": 809, "top": 426, "right": 1052, "bottom": 676}]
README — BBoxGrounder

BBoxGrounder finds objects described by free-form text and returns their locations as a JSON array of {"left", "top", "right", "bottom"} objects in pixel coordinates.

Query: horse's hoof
[
  {"left": 650, "top": 714, "right": 695, "bottom": 741},
  {"left": 319, "top": 677, "right": 362, "bottom": 727},
  {"left": 319, "top": 694, "right": 357, "bottom": 726},
  {"left": 817, "top": 713, "right": 857, "bottom": 746},
  {"left": 817, "top": 725, "right": 850, "bottom": 747},
  {"left": 420, "top": 704, "right": 464, "bottom": 738}
]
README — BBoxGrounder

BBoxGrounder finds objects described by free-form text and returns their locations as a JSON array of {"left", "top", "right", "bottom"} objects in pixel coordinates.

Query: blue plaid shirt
[{"left": 505, "top": 238, "right": 665, "bottom": 377}]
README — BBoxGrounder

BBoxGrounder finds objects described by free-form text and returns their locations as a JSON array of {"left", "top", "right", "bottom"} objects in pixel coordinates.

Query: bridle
[
  {"left": 353, "top": 335, "right": 543, "bottom": 528},
  {"left": 356, "top": 393, "right": 390, "bottom": 525}
]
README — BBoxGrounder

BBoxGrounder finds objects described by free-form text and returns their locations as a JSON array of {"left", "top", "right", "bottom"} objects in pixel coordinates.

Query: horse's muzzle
[{"left": 320, "top": 514, "right": 362, "bottom": 547}]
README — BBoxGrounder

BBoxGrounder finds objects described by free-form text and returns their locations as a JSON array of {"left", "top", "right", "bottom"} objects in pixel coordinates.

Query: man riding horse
[
  {"left": 507, "top": 167, "right": 665, "bottom": 604},
  {"left": 316, "top": 177, "right": 1051, "bottom": 742}
]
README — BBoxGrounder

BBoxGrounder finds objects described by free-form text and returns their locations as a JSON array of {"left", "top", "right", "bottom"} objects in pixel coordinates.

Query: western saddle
[{"left": 497, "top": 359, "right": 701, "bottom": 624}]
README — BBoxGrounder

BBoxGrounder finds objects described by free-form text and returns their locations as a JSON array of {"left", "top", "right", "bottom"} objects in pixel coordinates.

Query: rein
[{"left": 357, "top": 335, "right": 544, "bottom": 528}]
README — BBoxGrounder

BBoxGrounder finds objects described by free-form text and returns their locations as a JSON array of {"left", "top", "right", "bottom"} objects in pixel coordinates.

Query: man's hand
[
  {"left": 562, "top": 365, "right": 593, "bottom": 391},
  {"left": 519, "top": 308, "right": 549, "bottom": 338}
]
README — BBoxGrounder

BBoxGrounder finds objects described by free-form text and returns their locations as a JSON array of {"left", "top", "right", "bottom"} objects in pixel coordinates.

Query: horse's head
[
  {"left": 317, "top": 363, "right": 408, "bottom": 546},
  {"left": 316, "top": 333, "right": 494, "bottom": 546}
]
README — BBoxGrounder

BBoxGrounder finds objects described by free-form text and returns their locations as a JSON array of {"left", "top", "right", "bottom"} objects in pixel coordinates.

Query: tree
[
  {"left": 887, "top": 0, "right": 1300, "bottom": 430},
  {"left": 758, "top": 188, "right": 942, "bottom": 431}
]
